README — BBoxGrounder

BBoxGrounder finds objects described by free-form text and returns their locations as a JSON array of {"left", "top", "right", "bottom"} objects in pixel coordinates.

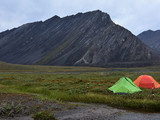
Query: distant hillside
[
  {"left": 138, "top": 30, "right": 160, "bottom": 51},
  {"left": 0, "top": 10, "right": 158, "bottom": 67}
]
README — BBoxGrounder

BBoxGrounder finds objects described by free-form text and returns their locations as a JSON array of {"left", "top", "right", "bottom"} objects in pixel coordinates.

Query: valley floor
[{"left": 1, "top": 63, "right": 160, "bottom": 119}]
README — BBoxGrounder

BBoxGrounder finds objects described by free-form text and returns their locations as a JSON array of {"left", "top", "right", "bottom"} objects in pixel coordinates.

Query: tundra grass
[
  {"left": 0, "top": 61, "right": 108, "bottom": 72},
  {"left": 0, "top": 70, "right": 160, "bottom": 112}
]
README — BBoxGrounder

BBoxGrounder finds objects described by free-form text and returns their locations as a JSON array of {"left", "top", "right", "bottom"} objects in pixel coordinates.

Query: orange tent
[{"left": 134, "top": 75, "right": 160, "bottom": 89}]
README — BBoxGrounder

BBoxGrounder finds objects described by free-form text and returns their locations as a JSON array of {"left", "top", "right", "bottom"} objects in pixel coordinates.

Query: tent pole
[{"left": 152, "top": 82, "right": 154, "bottom": 96}]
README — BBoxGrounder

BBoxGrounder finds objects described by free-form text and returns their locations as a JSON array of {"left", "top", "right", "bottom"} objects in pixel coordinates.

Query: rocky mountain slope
[
  {"left": 0, "top": 10, "right": 158, "bottom": 67},
  {"left": 138, "top": 30, "right": 160, "bottom": 51}
]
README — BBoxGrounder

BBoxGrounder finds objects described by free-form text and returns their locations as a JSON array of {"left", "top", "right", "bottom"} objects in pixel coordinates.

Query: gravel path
[
  {"left": 55, "top": 103, "right": 160, "bottom": 120},
  {"left": 55, "top": 103, "right": 123, "bottom": 120}
]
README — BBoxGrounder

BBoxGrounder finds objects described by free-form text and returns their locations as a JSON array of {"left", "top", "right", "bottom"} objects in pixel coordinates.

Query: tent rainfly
[
  {"left": 108, "top": 77, "right": 142, "bottom": 94},
  {"left": 134, "top": 75, "right": 160, "bottom": 89}
]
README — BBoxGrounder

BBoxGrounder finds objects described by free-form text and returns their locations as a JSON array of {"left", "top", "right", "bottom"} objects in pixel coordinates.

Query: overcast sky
[{"left": 0, "top": 0, "right": 160, "bottom": 35}]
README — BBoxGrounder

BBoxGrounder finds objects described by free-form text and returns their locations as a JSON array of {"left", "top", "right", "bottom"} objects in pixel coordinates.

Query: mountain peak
[
  {"left": 85, "top": 10, "right": 110, "bottom": 17},
  {"left": 83, "top": 10, "right": 112, "bottom": 24},
  {"left": 44, "top": 15, "right": 60, "bottom": 23}
]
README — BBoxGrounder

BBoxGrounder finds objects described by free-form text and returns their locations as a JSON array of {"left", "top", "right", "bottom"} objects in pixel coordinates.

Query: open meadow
[{"left": 0, "top": 62, "right": 160, "bottom": 114}]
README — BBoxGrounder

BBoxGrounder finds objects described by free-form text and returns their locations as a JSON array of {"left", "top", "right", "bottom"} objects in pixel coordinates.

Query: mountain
[
  {"left": 0, "top": 10, "right": 158, "bottom": 67},
  {"left": 138, "top": 30, "right": 160, "bottom": 51}
]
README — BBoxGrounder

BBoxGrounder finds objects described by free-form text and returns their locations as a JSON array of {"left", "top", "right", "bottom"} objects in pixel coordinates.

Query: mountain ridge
[
  {"left": 138, "top": 29, "right": 160, "bottom": 51},
  {"left": 0, "top": 10, "right": 158, "bottom": 67}
]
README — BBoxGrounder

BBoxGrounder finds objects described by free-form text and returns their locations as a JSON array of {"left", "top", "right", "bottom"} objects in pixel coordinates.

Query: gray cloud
[{"left": 0, "top": 0, "right": 160, "bottom": 35}]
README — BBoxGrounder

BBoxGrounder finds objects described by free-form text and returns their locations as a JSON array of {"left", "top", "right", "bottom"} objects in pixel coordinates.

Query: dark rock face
[
  {"left": 0, "top": 10, "right": 158, "bottom": 67},
  {"left": 138, "top": 30, "right": 160, "bottom": 51}
]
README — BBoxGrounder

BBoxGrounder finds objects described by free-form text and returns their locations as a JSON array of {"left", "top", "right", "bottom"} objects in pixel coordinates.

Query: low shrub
[
  {"left": 0, "top": 102, "right": 24, "bottom": 117},
  {"left": 32, "top": 110, "right": 56, "bottom": 120}
]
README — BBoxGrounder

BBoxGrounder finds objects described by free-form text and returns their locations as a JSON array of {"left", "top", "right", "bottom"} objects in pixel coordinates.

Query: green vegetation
[
  {"left": 0, "top": 102, "right": 24, "bottom": 117},
  {"left": 0, "top": 61, "right": 107, "bottom": 72},
  {"left": 0, "top": 62, "right": 160, "bottom": 112},
  {"left": 32, "top": 110, "right": 56, "bottom": 120}
]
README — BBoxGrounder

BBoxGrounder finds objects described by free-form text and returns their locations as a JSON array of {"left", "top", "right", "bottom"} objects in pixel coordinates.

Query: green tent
[{"left": 108, "top": 77, "right": 142, "bottom": 94}]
